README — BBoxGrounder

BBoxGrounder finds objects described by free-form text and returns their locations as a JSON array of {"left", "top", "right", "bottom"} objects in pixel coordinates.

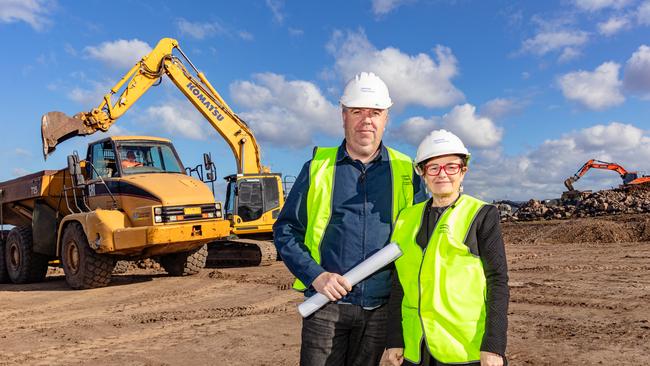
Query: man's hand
[
  {"left": 384, "top": 348, "right": 404, "bottom": 366},
  {"left": 311, "top": 272, "right": 352, "bottom": 301},
  {"left": 480, "top": 351, "right": 504, "bottom": 366}
]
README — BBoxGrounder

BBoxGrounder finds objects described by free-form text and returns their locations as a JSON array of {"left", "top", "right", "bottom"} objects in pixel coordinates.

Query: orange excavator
[{"left": 563, "top": 159, "right": 650, "bottom": 191}]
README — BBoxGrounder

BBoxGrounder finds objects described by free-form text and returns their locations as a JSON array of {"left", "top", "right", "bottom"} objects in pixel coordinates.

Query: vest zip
[{"left": 417, "top": 203, "right": 452, "bottom": 362}]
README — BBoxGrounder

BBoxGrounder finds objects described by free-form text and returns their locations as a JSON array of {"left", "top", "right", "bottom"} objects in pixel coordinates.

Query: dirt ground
[{"left": 1, "top": 214, "right": 649, "bottom": 366}]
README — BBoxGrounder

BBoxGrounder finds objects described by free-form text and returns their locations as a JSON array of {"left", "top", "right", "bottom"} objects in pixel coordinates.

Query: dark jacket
[{"left": 273, "top": 141, "right": 427, "bottom": 308}]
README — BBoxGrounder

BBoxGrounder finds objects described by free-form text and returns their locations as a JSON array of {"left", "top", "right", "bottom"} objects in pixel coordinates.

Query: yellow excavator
[{"left": 41, "top": 38, "right": 284, "bottom": 264}]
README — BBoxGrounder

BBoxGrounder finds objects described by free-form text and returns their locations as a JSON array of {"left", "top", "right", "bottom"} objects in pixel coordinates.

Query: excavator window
[
  {"left": 234, "top": 177, "right": 280, "bottom": 222},
  {"left": 237, "top": 179, "right": 264, "bottom": 222},
  {"left": 262, "top": 177, "right": 280, "bottom": 211}
]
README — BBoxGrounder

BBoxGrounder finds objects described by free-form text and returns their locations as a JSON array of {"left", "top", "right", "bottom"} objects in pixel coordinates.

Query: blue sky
[{"left": 1, "top": 0, "right": 649, "bottom": 201}]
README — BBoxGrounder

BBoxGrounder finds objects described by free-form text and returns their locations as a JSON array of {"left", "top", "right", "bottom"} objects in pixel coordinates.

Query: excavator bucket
[{"left": 41, "top": 112, "right": 93, "bottom": 159}]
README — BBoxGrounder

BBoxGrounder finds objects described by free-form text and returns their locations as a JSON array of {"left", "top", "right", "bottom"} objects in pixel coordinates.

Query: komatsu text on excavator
[{"left": 41, "top": 38, "right": 284, "bottom": 263}]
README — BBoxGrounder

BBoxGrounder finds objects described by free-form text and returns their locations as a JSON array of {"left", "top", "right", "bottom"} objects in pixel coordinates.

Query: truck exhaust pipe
[{"left": 41, "top": 112, "right": 95, "bottom": 160}]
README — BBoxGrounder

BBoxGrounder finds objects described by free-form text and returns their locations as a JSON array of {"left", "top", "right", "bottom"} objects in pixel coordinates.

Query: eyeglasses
[{"left": 421, "top": 163, "right": 463, "bottom": 176}]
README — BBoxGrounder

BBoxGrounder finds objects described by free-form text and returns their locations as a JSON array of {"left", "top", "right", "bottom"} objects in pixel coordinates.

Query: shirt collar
[{"left": 337, "top": 139, "right": 388, "bottom": 163}]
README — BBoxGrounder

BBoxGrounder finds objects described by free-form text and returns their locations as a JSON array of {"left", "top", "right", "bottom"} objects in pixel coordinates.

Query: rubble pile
[{"left": 504, "top": 184, "right": 650, "bottom": 221}]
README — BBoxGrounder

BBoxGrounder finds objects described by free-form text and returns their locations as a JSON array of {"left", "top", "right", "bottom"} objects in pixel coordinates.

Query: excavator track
[{"left": 206, "top": 239, "right": 277, "bottom": 267}]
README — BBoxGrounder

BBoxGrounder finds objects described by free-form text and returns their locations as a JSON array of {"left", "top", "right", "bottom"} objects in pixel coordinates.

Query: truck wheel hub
[
  {"left": 9, "top": 243, "right": 20, "bottom": 269},
  {"left": 66, "top": 241, "right": 80, "bottom": 274}
]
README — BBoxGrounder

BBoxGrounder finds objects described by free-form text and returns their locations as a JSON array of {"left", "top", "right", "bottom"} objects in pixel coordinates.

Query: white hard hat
[
  {"left": 415, "top": 129, "right": 470, "bottom": 167},
  {"left": 340, "top": 72, "right": 393, "bottom": 109}
]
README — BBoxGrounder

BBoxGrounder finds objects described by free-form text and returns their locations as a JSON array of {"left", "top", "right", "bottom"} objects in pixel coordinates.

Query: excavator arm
[
  {"left": 564, "top": 159, "right": 635, "bottom": 191},
  {"left": 41, "top": 38, "right": 263, "bottom": 174}
]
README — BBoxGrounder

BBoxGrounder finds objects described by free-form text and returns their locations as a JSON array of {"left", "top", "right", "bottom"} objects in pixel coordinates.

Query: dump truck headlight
[
  {"left": 154, "top": 207, "right": 162, "bottom": 215},
  {"left": 154, "top": 215, "right": 162, "bottom": 223},
  {"left": 215, "top": 202, "right": 223, "bottom": 218}
]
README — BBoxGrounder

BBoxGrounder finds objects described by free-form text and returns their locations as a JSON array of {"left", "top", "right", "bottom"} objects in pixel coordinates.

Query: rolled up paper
[{"left": 298, "top": 242, "right": 403, "bottom": 318}]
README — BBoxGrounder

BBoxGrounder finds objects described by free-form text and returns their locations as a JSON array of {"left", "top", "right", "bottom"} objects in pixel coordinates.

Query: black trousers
[{"left": 300, "top": 303, "right": 387, "bottom": 366}]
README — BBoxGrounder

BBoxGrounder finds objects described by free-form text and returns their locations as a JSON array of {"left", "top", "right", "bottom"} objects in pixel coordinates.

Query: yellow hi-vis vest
[
  {"left": 292, "top": 146, "right": 415, "bottom": 291},
  {"left": 391, "top": 194, "right": 488, "bottom": 364}
]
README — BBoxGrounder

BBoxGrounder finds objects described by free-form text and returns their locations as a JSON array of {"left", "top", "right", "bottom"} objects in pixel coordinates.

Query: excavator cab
[{"left": 224, "top": 174, "right": 282, "bottom": 238}]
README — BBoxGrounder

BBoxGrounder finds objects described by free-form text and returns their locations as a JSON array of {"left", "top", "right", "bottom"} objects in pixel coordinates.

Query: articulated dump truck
[{"left": 0, "top": 135, "right": 231, "bottom": 289}]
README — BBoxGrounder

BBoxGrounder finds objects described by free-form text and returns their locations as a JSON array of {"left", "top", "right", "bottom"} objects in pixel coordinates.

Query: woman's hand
[
  {"left": 384, "top": 348, "right": 404, "bottom": 366},
  {"left": 480, "top": 351, "right": 504, "bottom": 366}
]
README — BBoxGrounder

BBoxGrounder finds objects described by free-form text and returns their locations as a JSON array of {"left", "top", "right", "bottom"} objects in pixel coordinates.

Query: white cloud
[
  {"left": 558, "top": 47, "right": 582, "bottom": 62},
  {"left": 372, "top": 0, "right": 411, "bottom": 15},
  {"left": 327, "top": 29, "right": 464, "bottom": 109},
  {"left": 520, "top": 30, "right": 589, "bottom": 59},
  {"left": 464, "top": 122, "right": 650, "bottom": 201},
  {"left": 442, "top": 104, "right": 502, "bottom": 149},
  {"left": 176, "top": 18, "right": 253, "bottom": 41},
  {"left": 238, "top": 31, "right": 254, "bottom": 41},
  {"left": 638, "top": 1, "right": 650, "bottom": 25},
  {"left": 288, "top": 27, "right": 304, "bottom": 36},
  {"left": 230, "top": 73, "right": 340, "bottom": 148},
  {"left": 67, "top": 79, "right": 115, "bottom": 107},
  {"left": 573, "top": 122, "right": 643, "bottom": 150},
  {"left": 12, "top": 168, "right": 29, "bottom": 177},
  {"left": 623, "top": 44, "right": 650, "bottom": 98},
  {"left": 141, "top": 99, "right": 212, "bottom": 140},
  {"left": 176, "top": 18, "right": 225, "bottom": 39},
  {"left": 64, "top": 43, "right": 77, "bottom": 56},
  {"left": 558, "top": 61, "right": 624, "bottom": 110},
  {"left": 14, "top": 148, "right": 32, "bottom": 157},
  {"left": 392, "top": 104, "right": 502, "bottom": 149},
  {"left": 597, "top": 16, "right": 631, "bottom": 35},
  {"left": 84, "top": 39, "right": 152, "bottom": 69},
  {"left": 480, "top": 98, "right": 526, "bottom": 120},
  {"left": 573, "top": 0, "right": 631, "bottom": 12},
  {"left": 0, "top": 0, "right": 51, "bottom": 31},
  {"left": 392, "top": 116, "right": 439, "bottom": 146},
  {"left": 265, "top": 0, "right": 284, "bottom": 24}
]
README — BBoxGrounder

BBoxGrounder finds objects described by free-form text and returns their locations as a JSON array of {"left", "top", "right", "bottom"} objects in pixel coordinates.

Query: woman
[{"left": 384, "top": 129, "right": 509, "bottom": 366}]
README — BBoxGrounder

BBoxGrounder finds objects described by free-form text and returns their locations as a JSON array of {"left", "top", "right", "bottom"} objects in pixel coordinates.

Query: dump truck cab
[{"left": 69, "top": 136, "right": 229, "bottom": 256}]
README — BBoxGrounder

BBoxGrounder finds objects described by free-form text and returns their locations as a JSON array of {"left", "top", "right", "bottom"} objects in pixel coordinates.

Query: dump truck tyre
[
  {"left": 61, "top": 222, "right": 114, "bottom": 289},
  {"left": 0, "top": 236, "right": 10, "bottom": 283},
  {"left": 160, "top": 244, "right": 207, "bottom": 276},
  {"left": 5, "top": 226, "right": 49, "bottom": 284}
]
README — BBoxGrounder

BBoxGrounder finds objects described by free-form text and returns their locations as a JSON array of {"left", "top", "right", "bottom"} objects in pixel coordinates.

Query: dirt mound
[
  {"left": 543, "top": 220, "right": 633, "bottom": 243},
  {"left": 502, "top": 214, "right": 650, "bottom": 244}
]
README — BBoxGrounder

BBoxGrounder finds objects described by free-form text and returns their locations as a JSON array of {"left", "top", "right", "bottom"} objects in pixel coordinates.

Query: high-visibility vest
[
  {"left": 391, "top": 194, "right": 487, "bottom": 364},
  {"left": 292, "top": 146, "right": 415, "bottom": 291}
]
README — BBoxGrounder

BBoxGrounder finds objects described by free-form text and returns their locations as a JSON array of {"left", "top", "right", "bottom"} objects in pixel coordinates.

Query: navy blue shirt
[{"left": 273, "top": 141, "right": 427, "bottom": 307}]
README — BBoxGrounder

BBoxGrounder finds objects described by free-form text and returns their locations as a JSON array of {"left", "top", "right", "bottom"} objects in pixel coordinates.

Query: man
[
  {"left": 274, "top": 72, "right": 426, "bottom": 366},
  {"left": 121, "top": 150, "right": 142, "bottom": 169}
]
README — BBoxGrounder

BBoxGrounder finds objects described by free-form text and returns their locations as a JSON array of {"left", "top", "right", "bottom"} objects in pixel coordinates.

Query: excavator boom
[{"left": 40, "top": 38, "right": 263, "bottom": 174}]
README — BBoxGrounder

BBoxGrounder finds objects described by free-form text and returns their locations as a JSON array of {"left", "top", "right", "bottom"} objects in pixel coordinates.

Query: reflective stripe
[
  {"left": 293, "top": 146, "right": 415, "bottom": 291},
  {"left": 391, "top": 195, "right": 487, "bottom": 363}
]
